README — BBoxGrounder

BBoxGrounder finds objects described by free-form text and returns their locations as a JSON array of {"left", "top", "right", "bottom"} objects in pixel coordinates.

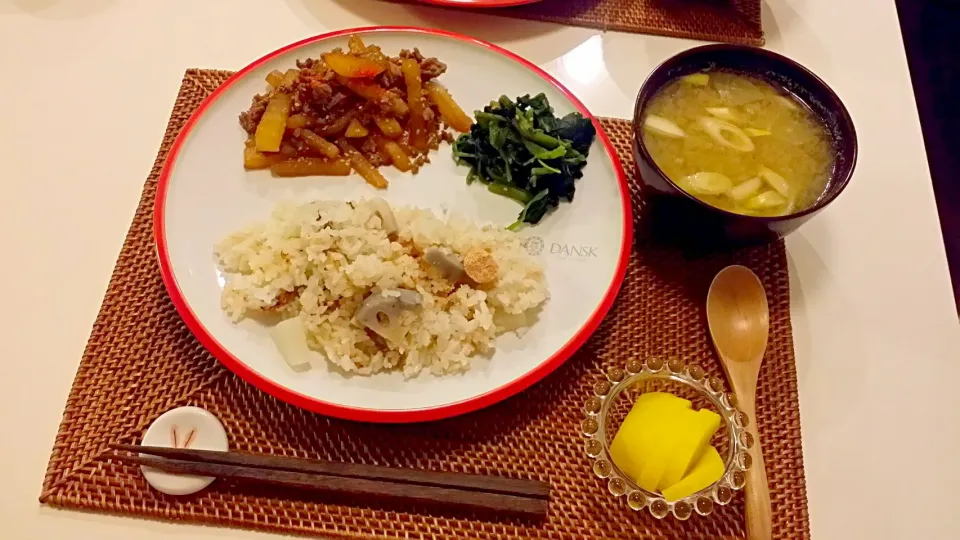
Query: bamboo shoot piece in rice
[
  {"left": 268, "top": 317, "right": 313, "bottom": 371},
  {"left": 640, "top": 70, "right": 834, "bottom": 217}
]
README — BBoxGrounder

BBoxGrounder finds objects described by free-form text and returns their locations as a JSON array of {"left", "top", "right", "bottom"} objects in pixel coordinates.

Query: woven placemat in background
[
  {"left": 41, "top": 70, "right": 806, "bottom": 539},
  {"left": 409, "top": 0, "right": 764, "bottom": 46}
]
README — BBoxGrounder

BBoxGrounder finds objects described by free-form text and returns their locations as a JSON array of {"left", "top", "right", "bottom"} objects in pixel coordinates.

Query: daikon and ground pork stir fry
[
  {"left": 216, "top": 199, "right": 548, "bottom": 377},
  {"left": 641, "top": 71, "right": 835, "bottom": 216},
  {"left": 239, "top": 35, "right": 474, "bottom": 187}
]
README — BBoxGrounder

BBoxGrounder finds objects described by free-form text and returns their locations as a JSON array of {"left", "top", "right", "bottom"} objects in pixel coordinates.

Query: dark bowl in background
[{"left": 632, "top": 44, "right": 858, "bottom": 247}]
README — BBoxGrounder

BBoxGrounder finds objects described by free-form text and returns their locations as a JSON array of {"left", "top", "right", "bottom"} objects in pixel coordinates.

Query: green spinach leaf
[{"left": 453, "top": 93, "right": 597, "bottom": 228}]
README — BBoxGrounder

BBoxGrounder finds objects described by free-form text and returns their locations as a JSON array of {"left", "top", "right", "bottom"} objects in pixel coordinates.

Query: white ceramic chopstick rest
[{"left": 139, "top": 406, "right": 229, "bottom": 495}]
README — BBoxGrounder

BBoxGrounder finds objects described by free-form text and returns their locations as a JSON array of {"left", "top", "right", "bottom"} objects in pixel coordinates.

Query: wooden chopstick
[
  {"left": 110, "top": 445, "right": 549, "bottom": 517},
  {"left": 114, "top": 444, "right": 547, "bottom": 498}
]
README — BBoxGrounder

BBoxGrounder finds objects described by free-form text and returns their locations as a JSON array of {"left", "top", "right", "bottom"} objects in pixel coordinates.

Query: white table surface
[{"left": 1, "top": 1, "right": 958, "bottom": 538}]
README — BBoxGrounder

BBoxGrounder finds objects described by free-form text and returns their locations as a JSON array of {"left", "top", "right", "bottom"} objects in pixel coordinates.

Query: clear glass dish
[{"left": 581, "top": 357, "right": 752, "bottom": 520}]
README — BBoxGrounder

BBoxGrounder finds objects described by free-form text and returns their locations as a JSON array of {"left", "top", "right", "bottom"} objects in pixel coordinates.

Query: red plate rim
[
  {"left": 415, "top": 0, "right": 542, "bottom": 7},
  {"left": 154, "top": 26, "right": 634, "bottom": 423}
]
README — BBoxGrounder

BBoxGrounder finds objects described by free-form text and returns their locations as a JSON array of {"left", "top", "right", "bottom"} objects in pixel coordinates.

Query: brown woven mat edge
[
  {"left": 401, "top": 0, "right": 764, "bottom": 46},
  {"left": 44, "top": 482, "right": 381, "bottom": 540},
  {"left": 491, "top": 12, "right": 764, "bottom": 47},
  {"left": 39, "top": 70, "right": 219, "bottom": 500}
]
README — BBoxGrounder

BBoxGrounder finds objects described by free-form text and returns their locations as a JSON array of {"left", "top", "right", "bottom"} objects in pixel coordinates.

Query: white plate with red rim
[{"left": 156, "top": 26, "right": 632, "bottom": 423}]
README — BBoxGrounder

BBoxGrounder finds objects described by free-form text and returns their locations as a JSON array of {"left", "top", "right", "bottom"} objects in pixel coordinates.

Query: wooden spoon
[{"left": 706, "top": 265, "right": 771, "bottom": 540}]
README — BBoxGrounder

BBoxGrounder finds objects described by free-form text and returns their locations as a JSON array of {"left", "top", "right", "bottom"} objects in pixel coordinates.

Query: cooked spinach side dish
[{"left": 452, "top": 94, "right": 596, "bottom": 229}]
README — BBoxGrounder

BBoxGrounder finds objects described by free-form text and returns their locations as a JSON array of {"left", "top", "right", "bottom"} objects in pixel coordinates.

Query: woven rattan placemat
[
  {"left": 411, "top": 0, "right": 764, "bottom": 46},
  {"left": 41, "top": 69, "right": 806, "bottom": 539}
]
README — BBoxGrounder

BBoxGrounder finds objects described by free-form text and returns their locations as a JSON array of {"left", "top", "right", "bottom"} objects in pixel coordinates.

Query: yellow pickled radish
[
  {"left": 659, "top": 408, "right": 722, "bottom": 489},
  {"left": 661, "top": 445, "right": 725, "bottom": 501},
  {"left": 637, "top": 407, "right": 721, "bottom": 492},
  {"left": 636, "top": 405, "right": 690, "bottom": 491},
  {"left": 634, "top": 391, "right": 692, "bottom": 409},
  {"left": 610, "top": 393, "right": 691, "bottom": 483}
]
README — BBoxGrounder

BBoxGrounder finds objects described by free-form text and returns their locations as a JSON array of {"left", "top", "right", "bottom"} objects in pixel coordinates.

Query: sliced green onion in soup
[
  {"left": 782, "top": 196, "right": 798, "bottom": 215},
  {"left": 643, "top": 115, "right": 686, "bottom": 138},
  {"left": 698, "top": 117, "right": 755, "bottom": 152},
  {"left": 681, "top": 172, "right": 734, "bottom": 195},
  {"left": 682, "top": 73, "right": 710, "bottom": 86},
  {"left": 758, "top": 166, "right": 791, "bottom": 197},
  {"left": 727, "top": 176, "right": 763, "bottom": 201},
  {"left": 744, "top": 190, "right": 787, "bottom": 210},
  {"left": 745, "top": 128, "right": 771, "bottom": 137},
  {"left": 775, "top": 95, "right": 799, "bottom": 111},
  {"left": 706, "top": 107, "right": 741, "bottom": 123}
]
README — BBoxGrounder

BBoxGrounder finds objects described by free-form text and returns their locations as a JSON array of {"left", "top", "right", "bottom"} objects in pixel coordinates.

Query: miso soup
[{"left": 641, "top": 71, "right": 834, "bottom": 217}]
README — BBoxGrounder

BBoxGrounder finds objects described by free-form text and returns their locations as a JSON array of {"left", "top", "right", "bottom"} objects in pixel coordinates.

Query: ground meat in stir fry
[
  {"left": 239, "top": 36, "right": 470, "bottom": 183},
  {"left": 399, "top": 48, "right": 448, "bottom": 81},
  {"left": 378, "top": 59, "right": 403, "bottom": 88},
  {"left": 239, "top": 93, "right": 270, "bottom": 133}
]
